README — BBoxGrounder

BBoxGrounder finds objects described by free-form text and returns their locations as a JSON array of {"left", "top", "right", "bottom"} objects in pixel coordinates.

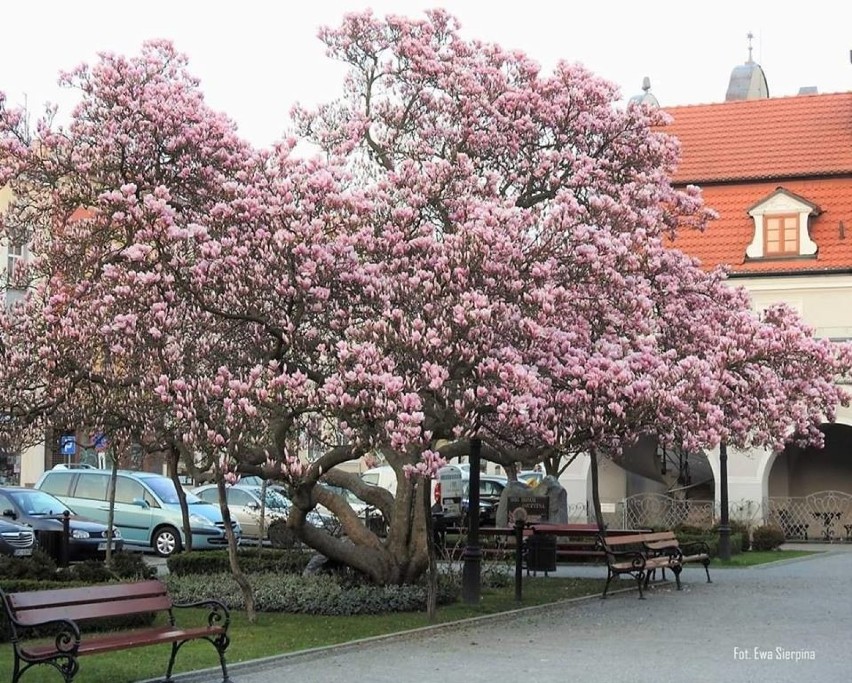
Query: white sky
[{"left": 2, "top": 0, "right": 849, "bottom": 149}]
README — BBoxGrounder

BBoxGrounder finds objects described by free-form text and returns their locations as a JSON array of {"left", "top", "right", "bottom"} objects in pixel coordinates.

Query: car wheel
[{"left": 152, "top": 526, "right": 181, "bottom": 557}]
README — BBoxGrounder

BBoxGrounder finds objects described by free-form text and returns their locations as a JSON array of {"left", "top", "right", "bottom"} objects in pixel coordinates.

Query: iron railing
[{"left": 614, "top": 490, "right": 852, "bottom": 542}]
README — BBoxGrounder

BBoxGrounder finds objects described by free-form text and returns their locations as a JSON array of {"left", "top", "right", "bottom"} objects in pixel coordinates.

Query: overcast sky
[{"left": 2, "top": 0, "right": 849, "bottom": 148}]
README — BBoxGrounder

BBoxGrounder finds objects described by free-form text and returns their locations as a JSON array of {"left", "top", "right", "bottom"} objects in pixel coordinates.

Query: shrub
[
  {"left": 677, "top": 532, "right": 742, "bottom": 558},
  {"left": 165, "top": 571, "right": 460, "bottom": 615},
  {"left": 57, "top": 559, "right": 114, "bottom": 584},
  {"left": 167, "top": 548, "right": 311, "bottom": 576},
  {"left": 109, "top": 550, "right": 158, "bottom": 580},
  {"left": 0, "top": 549, "right": 57, "bottom": 580},
  {"left": 751, "top": 525, "right": 785, "bottom": 551},
  {"left": 710, "top": 520, "right": 752, "bottom": 552}
]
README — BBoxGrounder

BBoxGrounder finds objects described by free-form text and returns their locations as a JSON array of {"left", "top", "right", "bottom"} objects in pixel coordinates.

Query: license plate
[
  {"left": 13, "top": 548, "right": 32, "bottom": 557},
  {"left": 97, "top": 542, "right": 110, "bottom": 551}
]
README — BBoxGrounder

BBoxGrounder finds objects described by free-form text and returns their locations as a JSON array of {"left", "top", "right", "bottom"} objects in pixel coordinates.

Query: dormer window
[
  {"left": 746, "top": 188, "right": 819, "bottom": 260},
  {"left": 764, "top": 214, "right": 799, "bottom": 256}
]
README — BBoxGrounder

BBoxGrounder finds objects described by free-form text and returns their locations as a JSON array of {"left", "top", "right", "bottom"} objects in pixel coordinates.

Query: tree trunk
[
  {"left": 216, "top": 477, "right": 256, "bottom": 622},
  {"left": 294, "top": 473, "right": 429, "bottom": 585},
  {"left": 257, "top": 478, "right": 268, "bottom": 557},
  {"left": 168, "top": 446, "right": 193, "bottom": 552},
  {"left": 105, "top": 453, "right": 118, "bottom": 567},
  {"left": 423, "top": 476, "right": 437, "bottom": 620},
  {"left": 589, "top": 448, "right": 606, "bottom": 536}
]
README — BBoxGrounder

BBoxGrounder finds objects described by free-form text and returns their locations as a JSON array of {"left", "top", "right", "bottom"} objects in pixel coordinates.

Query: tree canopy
[{"left": 1, "top": 11, "right": 849, "bottom": 583}]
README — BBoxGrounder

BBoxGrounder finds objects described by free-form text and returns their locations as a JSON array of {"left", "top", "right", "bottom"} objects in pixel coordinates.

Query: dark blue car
[{"left": 0, "top": 486, "right": 122, "bottom": 561}]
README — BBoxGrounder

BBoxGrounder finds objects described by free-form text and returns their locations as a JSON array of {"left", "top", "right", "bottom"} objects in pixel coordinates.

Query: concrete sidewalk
[{"left": 144, "top": 545, "right": 852, "bottom": 683}]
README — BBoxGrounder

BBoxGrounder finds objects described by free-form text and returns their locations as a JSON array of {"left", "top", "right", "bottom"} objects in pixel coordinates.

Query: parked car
[
  {"left": 360, "top": 465, "right": 398, "bottom": 495},
  {"left": 0, "top": 486, "right": 121, "bottom": 561},
  {"left": 0, "top": 517, "right": 35, "bottom": 558},
  {"left": 193, "top": 484, "right": 290, "bottom": 542},
  {"left": 35, "top": 467, "right": 240, "bottom": 557},
  {"left": 461, "top": 475, "right": 508, "bottom": 526},
  {"left": 433, "top": 468, "right": 508, "bottom": 527},
  {"left": 231, "top": 478, "right": 342, "bottom": 535}
]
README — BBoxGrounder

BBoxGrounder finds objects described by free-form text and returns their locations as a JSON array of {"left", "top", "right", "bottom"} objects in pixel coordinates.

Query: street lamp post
[
  {"left": 718, "top": 440, "right": 731, "bottom": 561},
  {"left": 461, "top": 436, "right": 482, "bottom": 604},
  {"left": 513, "top": 507, "right": 528, "bottom": 602}
]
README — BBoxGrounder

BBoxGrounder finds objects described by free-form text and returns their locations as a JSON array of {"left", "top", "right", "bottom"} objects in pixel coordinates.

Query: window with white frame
[{"left": 6, "top": 243, "right": 25, "bottom": 284}]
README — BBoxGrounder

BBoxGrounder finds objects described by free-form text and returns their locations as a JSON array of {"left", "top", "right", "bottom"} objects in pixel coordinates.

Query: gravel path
[{"left": 148, "top": 547, "right": 852, "bottom": 683}]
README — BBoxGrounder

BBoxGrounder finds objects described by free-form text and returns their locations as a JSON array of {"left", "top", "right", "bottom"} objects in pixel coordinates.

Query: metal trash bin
[{"left": 525, "top": 533, "right": 557, "bottom": 572}]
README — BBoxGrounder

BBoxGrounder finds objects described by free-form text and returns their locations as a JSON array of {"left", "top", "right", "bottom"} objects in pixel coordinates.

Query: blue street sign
[{"left": 60, "top": 435, "right": 76, "bottom": 456}]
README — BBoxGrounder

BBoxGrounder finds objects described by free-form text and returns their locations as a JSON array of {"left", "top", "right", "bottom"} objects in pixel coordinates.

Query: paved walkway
[{"left": 144, "top": 545, "right": 852, "bottom": 683}]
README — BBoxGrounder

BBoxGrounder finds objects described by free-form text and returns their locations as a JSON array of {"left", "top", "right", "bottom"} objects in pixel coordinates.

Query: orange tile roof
[
  {"left": 660, "top": 93, "right": 852, "bottom": 274},
  {"left": 663, "top": 92, "right": 852, "bottom": 183}
]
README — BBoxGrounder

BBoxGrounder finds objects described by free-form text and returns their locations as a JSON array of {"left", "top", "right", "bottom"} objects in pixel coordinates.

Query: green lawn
[
  {"left": 0, "top": 576, "right": 606, "bottom": 683},
  {"left": 710, "top": 549, "right": 818, "bottom": 567}
]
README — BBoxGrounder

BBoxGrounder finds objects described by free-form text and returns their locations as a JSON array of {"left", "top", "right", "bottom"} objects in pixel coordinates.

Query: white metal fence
[{"left": 613, "top": 491, "right": 852, "bottom": 541}]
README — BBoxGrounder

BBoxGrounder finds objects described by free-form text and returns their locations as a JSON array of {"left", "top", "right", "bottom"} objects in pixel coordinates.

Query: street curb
[{"left": 136, "top": 584, "right": 642, "bottom": 683}]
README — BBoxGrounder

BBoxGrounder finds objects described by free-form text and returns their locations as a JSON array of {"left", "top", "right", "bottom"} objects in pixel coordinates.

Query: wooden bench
[
  {"left": 640, "top": 530, "right": 712, "bottom": 585},
  {"left": 441, "top": 525, "right": 643, "bottom": 566},
  {"left": 598, "top": 531, "right": 710, "bottom": 599},
  {"left": 528, "top": 524, "right": 646, "bottom": 565},
  {"left": 0, "top": 579, "right": 231, "bottom": 683}
]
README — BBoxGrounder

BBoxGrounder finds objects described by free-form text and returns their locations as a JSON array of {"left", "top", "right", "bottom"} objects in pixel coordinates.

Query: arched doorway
[{"left": 767, "top": 422, "right": 852, "bottom": 542}]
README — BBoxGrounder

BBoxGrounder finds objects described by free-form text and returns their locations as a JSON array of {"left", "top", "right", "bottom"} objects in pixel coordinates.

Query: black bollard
[{"left": 60, "top": 510, "right": 70, "bottom": 568}]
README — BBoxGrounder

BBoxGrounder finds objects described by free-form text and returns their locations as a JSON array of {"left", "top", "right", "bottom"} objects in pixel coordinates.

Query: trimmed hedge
[
  {"left": 710, "top": 520, "right": 752, "bottom": 552},
  {"left": 0, "top": 550, "right": 155, "bottom": 584},
  {"left": 751, "top": 525, "right": 786, "bottom": 551},
  {"left": 165, "top": 571, "right": 461, "bottom": 615},
  {"left": 676, "top": 532, "right": 743, "bottom": 558},
  {"left": 166, "top": 548, "right": 312, "bottom": 576}
]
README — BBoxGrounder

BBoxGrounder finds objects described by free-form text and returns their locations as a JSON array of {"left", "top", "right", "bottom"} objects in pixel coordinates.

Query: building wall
[
  {"left": 740, "top": 273, "right": 852, "bottom": 341},
  {"left": 20, "top": 443, "right": 46, "bottom": 487}
]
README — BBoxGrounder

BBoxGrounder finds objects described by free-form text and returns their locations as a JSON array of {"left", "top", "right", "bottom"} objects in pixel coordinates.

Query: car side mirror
[
  {"left": 2, "top": 509, "right": 15, "bottom": 520},
  {"left": 247, "top": 502, "right": 260, "bottom": 511},
  {"left": 132, "top": 498, "right": 150, "bottom": 509}
]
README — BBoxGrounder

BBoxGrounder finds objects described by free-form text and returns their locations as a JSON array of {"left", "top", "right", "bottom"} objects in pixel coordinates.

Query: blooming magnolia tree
[{"left": 1, "top": 12, "right": 849, "bottom": 587}]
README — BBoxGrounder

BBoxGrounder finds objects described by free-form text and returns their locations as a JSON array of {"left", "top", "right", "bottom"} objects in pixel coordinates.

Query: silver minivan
[{"left": 35, "top": 468, "right": 240, "bottom": 557}]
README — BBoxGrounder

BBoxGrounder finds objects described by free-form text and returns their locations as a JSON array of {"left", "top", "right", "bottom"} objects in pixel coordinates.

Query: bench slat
[
  {"left": 13, "top": 595, "right": 173, "bottom": 626},
  {"left": 9, "top": 580, "right": 167, "bottom": 610},
  {"left": 600, "top": 534, "right": 647, "bottom": 546},
  {"left": 21, "top": 625, "right": 226, "bottom": 659}
]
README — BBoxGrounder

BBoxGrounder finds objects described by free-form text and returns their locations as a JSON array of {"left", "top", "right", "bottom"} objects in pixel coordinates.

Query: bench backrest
[
  {"left": 598, "top": 533, "right": 647, "bottom": 549},
  {"left": 4, "top": 580, "right": 172, "bottom": 627},
  {"left": 599, "top": 531, "right": 681, "bottom": 550}
]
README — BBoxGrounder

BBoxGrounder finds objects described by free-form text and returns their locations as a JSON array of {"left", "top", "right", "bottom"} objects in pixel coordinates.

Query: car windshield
[
  {"left": 263, "top": 489, "right": 290, "bottom": 510},
  {"left": 241, "top": 486, "right": 291, "bottom": 511},
  {"left": 143, "top": 476, "right": 202, "bottom": 504},
  {"left": 8, "top": 489, "right": 76, "bottom": 516}
]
